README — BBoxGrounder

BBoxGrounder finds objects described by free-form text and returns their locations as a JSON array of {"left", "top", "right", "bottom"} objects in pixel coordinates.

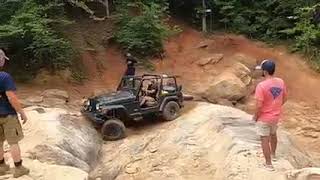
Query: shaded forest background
[{"left": 0, "top": 0, "right": 319, "bottom": 81}]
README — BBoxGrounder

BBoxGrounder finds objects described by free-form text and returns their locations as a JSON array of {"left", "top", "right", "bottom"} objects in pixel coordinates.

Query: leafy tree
[
  {"left": 282, "top": 3, "right": 320, "bottom": 69},
  {"left": 115, "top": 1, "right": 171, "bottom": 57},
  {"left": 0, "top": 0, "right": 73, "bottom": 80}
]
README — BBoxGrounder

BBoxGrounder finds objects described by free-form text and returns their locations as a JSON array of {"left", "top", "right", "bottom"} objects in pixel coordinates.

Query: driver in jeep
[{"left": 140, "top": 80, "right": 158, "bottom": 107}]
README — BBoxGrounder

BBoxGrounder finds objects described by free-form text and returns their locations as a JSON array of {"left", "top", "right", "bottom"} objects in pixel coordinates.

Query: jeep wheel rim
[
  {"left": 169, "top": 106, "right": 177, "bottom": 117},
  {"left": 105, "top": 124, "right": 121, "bottom": 138}
]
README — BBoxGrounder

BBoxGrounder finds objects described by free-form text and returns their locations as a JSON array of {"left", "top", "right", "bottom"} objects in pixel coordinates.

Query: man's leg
[
  {"left": 270, "top": 124, "right": 278, "bottom": 159},
  {"left": 10, "top": 144, "right": 21, "bottom": 163},
  {"left": 261, "top": 136, "right": 272, "bottom": 165},
  {"left": 4, "top": 116, "right": 29, "bottom": 178},
  {"left": 257, "top": 122, "right": 273, "bottom": 166},
  {"left": 0, "top": 143, "right": 3, "bottom": 161},
  {"left": 0, "top": 122, "right": 9, "bottom": 175},
  {"left": 270, "top": 133, "right": 277, "bottom": 157}
]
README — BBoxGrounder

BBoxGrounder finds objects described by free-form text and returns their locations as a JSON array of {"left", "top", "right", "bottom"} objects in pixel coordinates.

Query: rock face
[
  {"left": 0, "top": 105, "right": 101, "bottom": 179},
  {"left": 202, "top": 72, "right": 246, "bottom": 103},
  {"left": 287, "top": 168, "right": 320, "bottom": 180},
  {"left": 21, "top": 89, "right": 70, "bottom": 108},
  {"left": 230, "top": 53, "right": 257, "bottom": 67},
  {"left": 20, "top": 106, "right": 102, "bottom": 172},
  {"left": 41, "top": 89, "right": 69, "bottom": 101},
  {"left": 230, "top": 62, "right": 252, "bottom": 86},
  {"left": 197, "top": 54, "right": 224, "bottom": 66},
  {"left": 90, "top": 103, "right": 320, "bottom": 180}
]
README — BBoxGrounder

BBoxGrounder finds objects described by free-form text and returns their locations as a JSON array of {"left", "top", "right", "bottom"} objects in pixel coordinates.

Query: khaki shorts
[
  {"left": 0, "top": 115, "right": 24, "bottom": 145},
  {"left": 256, "top": 121, "right": 278, "bottom": 137}
]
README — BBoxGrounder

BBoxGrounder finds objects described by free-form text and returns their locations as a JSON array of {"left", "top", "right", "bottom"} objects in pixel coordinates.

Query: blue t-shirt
[{"left": 0, "top": 72, "right": 17, "bottom": 115}]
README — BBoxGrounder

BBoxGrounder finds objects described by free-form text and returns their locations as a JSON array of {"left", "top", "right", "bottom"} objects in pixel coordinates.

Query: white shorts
[{"left": 256, "top": 121, "right": 278, "bottom": 137}]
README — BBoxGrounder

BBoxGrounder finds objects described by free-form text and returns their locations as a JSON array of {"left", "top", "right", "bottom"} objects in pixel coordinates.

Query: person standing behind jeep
[
  {"left": 125, "top": 53, "right": 138, "bottom": 76},
  {"left": 0, "top": 49, "right": 29, "bottom": 178}
]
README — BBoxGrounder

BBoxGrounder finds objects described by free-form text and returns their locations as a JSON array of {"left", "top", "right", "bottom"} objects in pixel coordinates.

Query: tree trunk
[
  {"left": 202, "top": 0, "right": 207, "bottom": 33},
  {"left": 105, "top": 0, "right": 110, "bottom": 18}
]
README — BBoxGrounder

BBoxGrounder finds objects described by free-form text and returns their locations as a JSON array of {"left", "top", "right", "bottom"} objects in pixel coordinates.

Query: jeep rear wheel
[
  {"left": 162, "top": 101, "right": 180, "bottom": 121},
  {"left": 101, "top": 119, "right": 126, "bottom": 141}
]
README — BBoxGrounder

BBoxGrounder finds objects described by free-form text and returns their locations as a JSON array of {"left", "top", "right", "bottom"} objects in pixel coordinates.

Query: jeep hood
[{"left": 93, "top": 90, "right": 136, "bottom": 104}]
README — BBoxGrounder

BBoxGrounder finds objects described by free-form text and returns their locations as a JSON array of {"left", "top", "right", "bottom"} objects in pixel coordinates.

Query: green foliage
[
  {"left": 211, "top": 0, "right": 311, "bottom": 38},
  {"left": 282, "top": 3, "right": 320, "bottom": 70},
  {"left": 0, "top": 0, "right": 73, "bottom": 80},
  {"left": 115, "top": 2, "right": 171, "bottom": 57},
  {"left": 207, "top": 0, "right": 320, "bottom": 66}
]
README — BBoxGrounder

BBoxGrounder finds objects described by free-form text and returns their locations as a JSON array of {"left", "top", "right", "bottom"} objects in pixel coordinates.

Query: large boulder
[
  {"left": 229, "top": 62, "right": 252, "bottom": 86},
  {"left": 22, "top": 89, "right": 70, "bottom": 108},
  {"left": 230, "top": 53, "right": 257, "bottom": 67},
  {"left": 41, "top": 89, "right": 69, "bottom": 102},
  {"left": 90, "top": 103, "right": 319, "bottom": 180},
  {"left": 19, "top": 106, "right": 102, "bottom": 172},
  {"left": 202, "top": 72, "right": 246, "bottom": 103},
  {"left": 21, "top": 96, "right": 44, "bottom": 108},
  {"left": 197, "top": 54, "right": 224, "bottom": 66},
  {"left": 286, "top": 168, "right": 320, "bottom": 180}
]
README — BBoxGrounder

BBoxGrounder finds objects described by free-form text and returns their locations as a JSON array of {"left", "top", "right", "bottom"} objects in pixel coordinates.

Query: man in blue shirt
[{"left": 0, "top": 49, "right": 29, "bottom": 178}]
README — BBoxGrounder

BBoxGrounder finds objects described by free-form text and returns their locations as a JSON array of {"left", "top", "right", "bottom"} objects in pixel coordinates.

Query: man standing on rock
[
  {"left": 253, "top": 59, "right": 287, "bottom": 171},
  {"left": 0, "top": 49, "right": 30, "bottom": 178}
]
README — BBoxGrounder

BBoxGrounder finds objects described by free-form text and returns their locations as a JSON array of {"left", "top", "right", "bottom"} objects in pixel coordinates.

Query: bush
[
  {"left": 282, "top": 3, "right": 320, "bottom": 69},
  {"left": 207, "top": 0, "right": 320, "bottom": 67},
  {"left": 0, "top": 0, "right": 73, "bottom": 79},
  {"left": 115, "top": 2, "right": 171, "bottom": 57}
]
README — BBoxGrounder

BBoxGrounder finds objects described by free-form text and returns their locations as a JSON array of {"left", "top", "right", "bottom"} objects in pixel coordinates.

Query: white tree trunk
[
  {"left": 105, "top": 0, "right": 110, "bottom": 18},
  {"left": 202, "top": 0, "right": 207, "bottom": 32}
]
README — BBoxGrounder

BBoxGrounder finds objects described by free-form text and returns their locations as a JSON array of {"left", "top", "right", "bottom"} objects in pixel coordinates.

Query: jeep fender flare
[
  {"left": 102, "top": 105, "right": 129, "bottom": 119},
  {"left": 160, "top": 96, "right": 180, "bottom": 111}
]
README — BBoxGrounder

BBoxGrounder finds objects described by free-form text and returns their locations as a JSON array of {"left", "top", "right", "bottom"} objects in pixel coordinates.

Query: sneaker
[
  {"left": 13, "top": 165, "right": 30, "bottom": 178},
  {"left": 271, "top": 154, "right": 277, "bottom": 162},
  {"left": 0, "top": 163, "right": 10, "bottom": 175},
  {"left": 260, "top": 164, "right": 275, "bottom": 171}
]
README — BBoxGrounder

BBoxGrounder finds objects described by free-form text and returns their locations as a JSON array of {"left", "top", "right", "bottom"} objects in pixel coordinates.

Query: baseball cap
[
  {"left": 0, "top": 49, "right": 9, "bottom": 67},
  {"left": 255, "top": 59, "right": 276, "bottom": 73}
]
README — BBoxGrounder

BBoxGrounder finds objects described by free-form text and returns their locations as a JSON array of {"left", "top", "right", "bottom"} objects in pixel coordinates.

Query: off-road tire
[
  {"left": 101, "top": 119, "right": 126, "bottom": 141},
  {"left": 162, "top": 101, "right": 180, "bottom": 121}
]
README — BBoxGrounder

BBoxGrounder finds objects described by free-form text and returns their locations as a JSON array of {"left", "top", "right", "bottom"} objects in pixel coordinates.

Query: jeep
[{"left": 82, "top": 74, "right": 184, "bottom": 140}]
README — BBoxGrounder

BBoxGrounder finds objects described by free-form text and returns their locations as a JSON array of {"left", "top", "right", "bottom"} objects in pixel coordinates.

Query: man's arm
[
  {"left": 146, "top": 89, "right": 156, "bottom": 95},
  {"left": 282, "top": 83, "right": 288, "bottom": 105},
  {"left": 253, "top": 99, "right": 263, "bottom": 121},
  {"left": 253, "top": 84, "right": 264, "bottom": 121},
  {"left": 6, "top": 91, "right": 27, "bottom": 124},
  {"left": 282, "top": 95, "right": 287, "bottom": 105}
]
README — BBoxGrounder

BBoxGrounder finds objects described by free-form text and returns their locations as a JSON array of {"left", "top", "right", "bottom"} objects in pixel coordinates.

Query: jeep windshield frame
[{"left": 117, "top": 76, "right": 142, "bottom": 95}]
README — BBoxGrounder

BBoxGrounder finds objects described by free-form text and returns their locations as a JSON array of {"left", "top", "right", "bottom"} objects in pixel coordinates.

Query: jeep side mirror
[{"left": 178, "top": 85, "right": 182, "bottom": 91}]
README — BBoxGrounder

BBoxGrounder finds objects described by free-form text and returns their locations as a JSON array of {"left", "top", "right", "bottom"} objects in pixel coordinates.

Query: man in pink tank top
[{"left": 253, "top": 59, "right": 288, "bottom": 171}]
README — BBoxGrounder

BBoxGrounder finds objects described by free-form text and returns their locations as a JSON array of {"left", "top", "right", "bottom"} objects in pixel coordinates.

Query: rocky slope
[
  {"left": 1, "top": 95, "right": 102, "bottom": 179},
  {"left": 90, "top": 102, "right": 320, "bottom": 180},
  {"left": 2, "top": 88, "right": 319, "bottom": 180}
]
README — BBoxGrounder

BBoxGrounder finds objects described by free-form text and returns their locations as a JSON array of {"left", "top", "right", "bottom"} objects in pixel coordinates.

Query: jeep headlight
[
  {"left": 96, "top": 104, "right": 101, "bottom": 111},
  {"left": 85, "top": 100, "right": 90, "bottom": 106},
  {"left": 83, "top": 100, "right": 90, "bottom": 110}
]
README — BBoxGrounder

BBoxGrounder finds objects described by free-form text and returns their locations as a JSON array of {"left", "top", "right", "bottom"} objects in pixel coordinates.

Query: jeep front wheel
[
  {"left": 101, "top": 119, "right": 126, "bottom": 141},
  {"left": 162, "top": 101, "right": 180, "bottom": 121}
]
